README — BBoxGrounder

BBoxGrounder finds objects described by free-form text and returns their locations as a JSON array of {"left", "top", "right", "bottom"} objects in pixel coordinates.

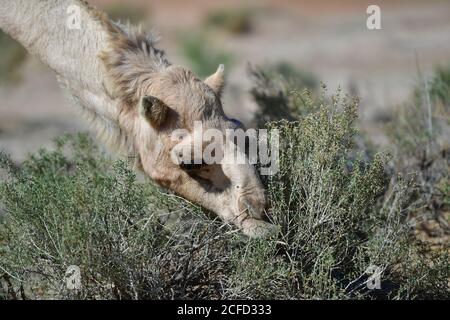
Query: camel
[{"left": 0, "top": 0, "right": 276, "bottom": 237}]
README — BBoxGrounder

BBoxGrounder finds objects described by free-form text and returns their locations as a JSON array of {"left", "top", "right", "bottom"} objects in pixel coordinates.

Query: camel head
[
  {"left": 136, "top": 64, "right": 269, "bottom": 230},
  {"left": 0, "top": 0, "right": 274, "bottom": 237},
  {"left": 99, "top": 23, "right": 274, "bottom": 237}
]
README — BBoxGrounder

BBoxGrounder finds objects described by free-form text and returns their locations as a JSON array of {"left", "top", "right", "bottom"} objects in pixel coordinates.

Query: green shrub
[
  {"left": 389, "top": 65, "right": 449, "bottom": 154},
  {"left": 226, "top": 88, "right": 449, "bottom": 299},
  {"left": 385, "top": 66, "right": 450, "bottom": 245},
  {"left": 442, "top": 181, "right": 450, "bottom": 208},
  {"left": 179, "top": 33, "right": 233, "bottom": 78},
  {"left": 0, "top": 88, "right": 448, "bottom": 299},
  {"left": 429, "top": 64, "right": 450, "bottom": 106},
  {"left": 0, "top": 134, "right": 233, "bottom": 299},
  {"left": 205, "top": 9, "right": 253, "bottom": 35},
  {"left": 267, "top": 62, "right": 318, "bottom": 90},
  {"left": 249, "top": 64, "right": 319, "bottom": 126}
]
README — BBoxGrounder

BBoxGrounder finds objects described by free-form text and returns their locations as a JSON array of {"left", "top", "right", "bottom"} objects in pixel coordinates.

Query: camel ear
[
  {"left": 205, "top": 64, "right": 225, "bottom": 97},
  {"left": 140, "top": 96, "right": 169, "bottom": 129}
]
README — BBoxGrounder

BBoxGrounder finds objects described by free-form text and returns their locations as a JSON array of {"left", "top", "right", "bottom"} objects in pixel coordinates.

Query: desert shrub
[
  {"left": 442, "top": 181, "right": 450, "bottom": 208},
  {"left": 388, "top": 67, "right": 449, "bottom": 155},
  {"left": 429, "top": 64, "right": 450, "bottom": 106},
  {"left": 385, "top": 66, "right": 450, "bottom": 246},
  {"left": 205, "top": 9, "right": 253, "bottom": 35},
  {"left": 249, "top": 64, "right": 318, "bottom": 126},
  {"left": 179, "top": 33, "right": 233, "bottom": 78},
  {"left": 225, "top": 88, "right": 449, "bottom": 299},
  {"left": 0, "top": 87, "right": 448, "bottom": 299},
  {"left": 0, "top": 31, "right": 28, "bottom": 85},
  {"left": 265, "top": 62, "right": 318, "bottom": 91},
  {"left": 0, "top": 134, "right": 236, "bottom": 299}
]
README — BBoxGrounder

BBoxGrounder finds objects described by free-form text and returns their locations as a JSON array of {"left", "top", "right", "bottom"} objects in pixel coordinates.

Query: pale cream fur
[{"left": 0, "top": 0, "right": 276, "bottom": 237}]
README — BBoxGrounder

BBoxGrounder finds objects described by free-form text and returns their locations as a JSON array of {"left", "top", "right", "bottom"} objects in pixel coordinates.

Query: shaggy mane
[
  {"left": 98, "top": 16, "right": 171, "bottom": 107},
  {"left": 71, "top": 4, "right": 173, "bottom": 164}
]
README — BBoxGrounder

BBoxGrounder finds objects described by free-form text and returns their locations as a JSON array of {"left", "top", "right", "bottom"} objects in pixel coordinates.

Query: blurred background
[{"left": 1, "top": 0, "right": 449, "bottom": 162}]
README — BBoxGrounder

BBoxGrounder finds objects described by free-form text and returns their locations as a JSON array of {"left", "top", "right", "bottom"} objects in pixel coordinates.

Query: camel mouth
[{"left": 186, "top": 163, "right": 268, "bottom": 219}]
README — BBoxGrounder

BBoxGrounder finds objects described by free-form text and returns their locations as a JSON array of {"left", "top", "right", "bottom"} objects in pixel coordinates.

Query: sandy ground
[{"left": 1, "top": 0, "right": 450, "bottom": 162}]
